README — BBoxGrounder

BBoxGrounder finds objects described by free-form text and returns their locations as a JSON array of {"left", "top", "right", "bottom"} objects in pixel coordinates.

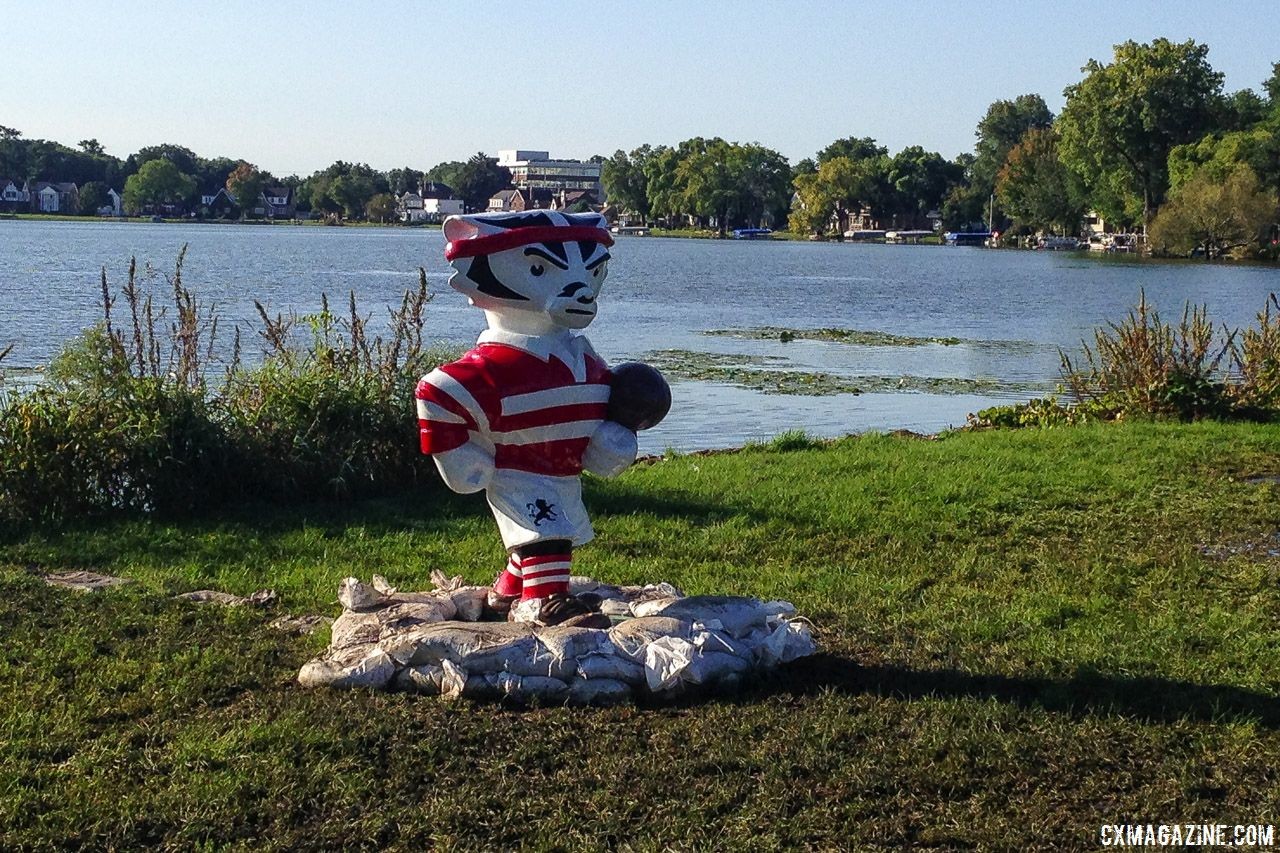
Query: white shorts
[{"left": 485, "top": 469, "right": 595, "bottom": 551}]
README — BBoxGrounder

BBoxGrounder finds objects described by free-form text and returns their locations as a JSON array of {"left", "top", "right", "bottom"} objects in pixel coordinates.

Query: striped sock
[
  {"left": 493, "top": 554, "right": 523, "bottom": 597},
  {"left": 518, "top": 551, "right": 572, "bottom": 599}
]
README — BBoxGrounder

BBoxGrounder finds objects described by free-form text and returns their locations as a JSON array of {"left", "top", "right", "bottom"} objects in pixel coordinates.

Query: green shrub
[
  {"left": 975, "top": 292, "right": 1280, "bottom": 431},
  {"left": 0, "top": 250, "right": 453, "bottom": 527}
]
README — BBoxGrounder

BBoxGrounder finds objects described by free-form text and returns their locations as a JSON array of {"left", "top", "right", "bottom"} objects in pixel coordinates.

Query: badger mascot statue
[{"left": 416, "top": 210, "right": 667, "bottom": 628}]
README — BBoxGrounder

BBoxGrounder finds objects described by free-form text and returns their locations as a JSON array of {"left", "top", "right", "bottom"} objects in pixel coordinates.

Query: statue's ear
[{"left": 443, "top": 216, "right": 480, "bottom": 244}]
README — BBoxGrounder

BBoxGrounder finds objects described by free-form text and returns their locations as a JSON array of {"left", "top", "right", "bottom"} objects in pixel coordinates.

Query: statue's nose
[{"left": 558, "top": 282, "right": 588, "bottom": 297}]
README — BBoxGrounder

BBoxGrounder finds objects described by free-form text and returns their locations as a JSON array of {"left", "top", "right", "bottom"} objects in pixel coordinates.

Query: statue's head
[{"left": 443, "top": 210, "right": 614, "bottom": 330}]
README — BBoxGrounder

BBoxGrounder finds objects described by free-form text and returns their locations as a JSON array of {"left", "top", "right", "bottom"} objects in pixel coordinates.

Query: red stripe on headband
[{"left": 445, "top": 225, "right": 615, "bottom": 261}]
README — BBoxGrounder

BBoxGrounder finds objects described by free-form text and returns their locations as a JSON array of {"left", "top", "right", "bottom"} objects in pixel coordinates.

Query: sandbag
[
  {"left": 535, "top": 626, "right": 617, "bottom": 680},
  {"left": 378, "top": 621, "right": 534, "bottom": 668},
  {"left": 568, "top": 677, "right": 632, "bottom": 706},
  {"left": 577, "top": 652, "right": 646, "bottom": 686},
  {"left": 634, "top": 595, "right": 792, "bottom": 637},
  {"left": 395, "top": 663, "right": 448, "bottom": 695},
  {"left": 609, "top": 617, "right": 694, "bottom": 662},
  {"left": 753, "top": 620, "right": 816, "bottom": 666},
  {"left": 460, "top": 671, "right": 570, "bottom": 703},
  {"left": 298, "top": 649, "right": 395, "bottom": 689},
  {"left": 330, "top": 610, "right": 382, "bottom": 651}
]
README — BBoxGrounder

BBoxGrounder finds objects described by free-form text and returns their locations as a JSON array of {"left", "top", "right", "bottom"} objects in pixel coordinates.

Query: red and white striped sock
[
  {"left": 493, "top": 554, "right": 524, "bottom": 597},
  {"left": 519, "top": 551, "right": 572, "bottom": 599}
]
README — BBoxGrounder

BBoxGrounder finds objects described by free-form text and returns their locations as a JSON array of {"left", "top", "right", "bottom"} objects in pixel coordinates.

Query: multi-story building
[{"left": 496, "top": 149, "right": 602, "bottom": 199}]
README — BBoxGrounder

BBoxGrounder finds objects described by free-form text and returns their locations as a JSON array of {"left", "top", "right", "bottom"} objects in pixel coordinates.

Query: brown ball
[{"left": 607, "top": 362, "right": 671, "bottom": 431}]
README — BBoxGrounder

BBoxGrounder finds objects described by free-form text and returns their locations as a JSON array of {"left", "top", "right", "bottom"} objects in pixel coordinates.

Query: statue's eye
[
  {"left": 592, "top": 265, "right": 602, "bottom": 277},
  {"left": 530, "top": 263, "right": 544, "bottom": 277}
]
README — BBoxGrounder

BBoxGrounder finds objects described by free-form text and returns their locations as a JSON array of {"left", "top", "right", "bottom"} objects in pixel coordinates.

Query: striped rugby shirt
[{"left": 415, "top": 330, "right": 611, "bottom": 477}]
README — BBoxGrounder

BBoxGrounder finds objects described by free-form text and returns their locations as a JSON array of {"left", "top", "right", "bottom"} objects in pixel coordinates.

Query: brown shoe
[
  {"left": 483, "top": 588, "right": 520, "bottom": 621},
  {"left": 510, "top": 593, "right": 611, "bottom": 629}
]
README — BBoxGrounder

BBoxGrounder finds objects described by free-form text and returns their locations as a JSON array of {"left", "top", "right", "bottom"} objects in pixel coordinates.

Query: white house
[
  {"left": 34, "top": 183, "right": 61, "bottom": 212},
  {"left": 400, "top": 183, "right": 462, "bottom": 222},
  {"left": 0, "top": 178, "right": 29, "bottom": 209},
  {"left": 98, "top": 188, "right": 123, "bottom": 217}
]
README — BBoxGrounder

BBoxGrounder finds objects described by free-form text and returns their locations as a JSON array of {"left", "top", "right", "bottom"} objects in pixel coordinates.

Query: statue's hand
[
  {"left": 433, "top": 442, "right": 495, "bottom": 493},
  {"left": 582, "top": 421, "right": 639, "bottom": 478}
]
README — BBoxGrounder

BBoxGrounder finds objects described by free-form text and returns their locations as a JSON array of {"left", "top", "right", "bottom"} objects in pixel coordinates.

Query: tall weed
[
  {"left": 0, "top": 249, "right": 452, "bottom": 527},
  {"left": 1060, "top": 290, "right": 1234, "bottom": 420}
]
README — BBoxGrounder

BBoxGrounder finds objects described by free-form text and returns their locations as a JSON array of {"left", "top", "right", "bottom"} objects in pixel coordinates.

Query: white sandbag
[
  {"left": 629, "top": 597, "right": 683, "bottom": 618},
  {"left": 338, "top": 577, "right": 390, "bottom": 611},
  {"left": 692, "top": 625, "right": 754, "bottom": 660},
  {"left": 448, "top": 586, "right": 489, "bottom": 622},
  {"left": 620, "top": 581, "right": 684, "bottom": 602},
  {"left": 376, "top": 600, "right": 456, "bottom": 636},
  {"left": 644, "top": 635, "right": 697, "bottom": 691},
  {"left": 395, "top": 663, "right": 448, "bottom": 695},
  {"left": 535, "top": 626, "right": 616, "bottom": 680},
  {"left": 638, "top": 595, "right": 787, "bottom": 637},
  {"left": 609, "top": 617, "right": 694, "bottom": 662},
  {"left": 599, "top": 599, "right": 633, "bottom": 618},
  {"left": 330, "top": 610, "right": 382, "bottom": 650},
  {"left": 755, "top": 620, "right": 816, "bottom": 666},
  {"left": 460, "top": 671, "right": 569, "bottom": 703},
  {"left": 577, "top": 652, "right": 646, "bottom": 686},
  {"left": 684, "top": 651, "right": 752, "bottom": 685},
  {"left": 568, "top": 677, "right": 632, "bottom": 706},
  {"left": 378, "top": 621, "right": 533, "bottom": 668},
  {"left": 298, "top": 649, "right": 395, "bottom": 689}
]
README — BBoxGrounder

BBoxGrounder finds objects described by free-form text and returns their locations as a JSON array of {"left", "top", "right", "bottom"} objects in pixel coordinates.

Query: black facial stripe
[
  {"left": 539, "top": 241, "right": 568, "bottom": 264},
  {"left": 585, "top": 251, "right": 611, "bottom": 271},
  {"left": 524, "top": 246, "right": 569, "bottom": 269},
  {"left": 466, "top": 254, "right": 530, "bottom": 301}
]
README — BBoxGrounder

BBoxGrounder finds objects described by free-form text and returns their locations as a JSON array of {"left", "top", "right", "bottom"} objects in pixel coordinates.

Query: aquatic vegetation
[
  {"left": 707, "top": 326, "right": 967, "bottom": 347},
  {"left": 646, "top": 349, "right": 1020, "bottom": 396}
]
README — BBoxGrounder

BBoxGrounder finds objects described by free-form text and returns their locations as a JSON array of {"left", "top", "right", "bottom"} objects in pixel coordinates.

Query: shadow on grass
[{"left": 742, "top": 653, "right": 1280, "bottom": 728}]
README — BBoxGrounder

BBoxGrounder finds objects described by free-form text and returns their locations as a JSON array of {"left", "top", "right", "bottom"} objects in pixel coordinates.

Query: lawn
[{"left": 3, "top": 422, "right": 1280, "bottom": 849}]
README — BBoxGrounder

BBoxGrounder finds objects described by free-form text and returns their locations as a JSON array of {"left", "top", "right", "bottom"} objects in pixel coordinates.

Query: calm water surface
[{"left": 3, "top": 220, "right": 1278, "bottom": 451}]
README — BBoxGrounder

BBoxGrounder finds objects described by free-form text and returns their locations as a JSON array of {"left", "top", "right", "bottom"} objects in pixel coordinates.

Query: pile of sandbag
[{"left": 298, "top": 572, "right": 816, "bottom": 705}]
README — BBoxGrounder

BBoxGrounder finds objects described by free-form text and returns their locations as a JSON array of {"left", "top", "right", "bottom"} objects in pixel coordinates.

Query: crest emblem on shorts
[{"left": 527, "top": 499, "right": 558, "bottom": 526}]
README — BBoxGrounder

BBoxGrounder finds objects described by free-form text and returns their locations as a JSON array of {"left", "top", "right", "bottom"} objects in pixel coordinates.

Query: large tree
[
  {"left": 1058, "top": 38, "right": 1225, "bottom": 228},
  {"left": 1149, "top": 164, "right": 1278, "bottom": 258},
  {"left": 121, "top": 158, "right": 196, "bottom": 214},
  {"left": 227, "top": 162, "right": 270, "bottom": 218},
  {"left": 452, "top": 153, "right": 511, "bottom": 213},
  {"left": 77, "top": 181, "right": 110, "bottom": 215},
  {"left": 789, "top": 154, "right": 888, "bottom": 237},
  {"left": 995, "top": 128, "right": 1085, "bottom": 234},
  {"left": 601, "top": 146, "right": 653, "bottom": 221},
  {"left": 884, "top": 146, "right": 963, "bottom": 228}
]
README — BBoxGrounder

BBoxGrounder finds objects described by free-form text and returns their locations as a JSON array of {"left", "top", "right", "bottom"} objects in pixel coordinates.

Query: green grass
[{"left": 4, "top": 422, "right": 1280, "bottom": 848}]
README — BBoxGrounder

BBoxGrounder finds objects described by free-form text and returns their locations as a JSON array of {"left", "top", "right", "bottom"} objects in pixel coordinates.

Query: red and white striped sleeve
[{"left": 414, "top": 359, "right": 493, "bottom": 455}]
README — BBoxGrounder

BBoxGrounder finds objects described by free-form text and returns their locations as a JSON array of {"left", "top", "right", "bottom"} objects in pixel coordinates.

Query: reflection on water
[{"left": 3, "top": 221, "right": 1278, "bottom": 449}]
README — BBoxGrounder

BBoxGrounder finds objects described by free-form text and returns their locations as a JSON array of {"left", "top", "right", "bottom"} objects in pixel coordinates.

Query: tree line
[
  {"left": 602, "top": 40, "right": 1279, "bottom": 257},
  {"left": 0, "top": 129, "right": 515, "bottom": 220},
  {"left": 4, "top": 38, "right": 1278, "bottom": 255}
]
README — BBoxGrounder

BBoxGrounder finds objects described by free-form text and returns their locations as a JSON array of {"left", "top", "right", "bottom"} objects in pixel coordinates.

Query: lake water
[{"left": 3, "top": 220, "right": 1278, "bottom": 451}]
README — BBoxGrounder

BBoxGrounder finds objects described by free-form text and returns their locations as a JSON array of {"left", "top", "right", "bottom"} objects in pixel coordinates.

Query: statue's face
[{"left": 445, "top": 212, "right": 612, "bottom": 330}]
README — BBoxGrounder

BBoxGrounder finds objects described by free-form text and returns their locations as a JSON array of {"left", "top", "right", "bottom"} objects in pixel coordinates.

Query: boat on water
[
  {"left": 843, "top": 229, "right": 886, "bottom": 241},
  {"left": 732, "top": 227, "right": 773, "bottom": 240},
  {"left": 943, "top": 231, "right": 991, "bottom": 246},
  {"left": 1086, "top": 233, "right": 1138, "bottom": 253},
  {"left": 611, "top": 225, "right": 651, "bottom": 236},
  {"left": 1037, "top": 236, "right": 1083, "bottom": 251},
  {"left": 885, "top": 230, "right": 934, "bottom": 244}
]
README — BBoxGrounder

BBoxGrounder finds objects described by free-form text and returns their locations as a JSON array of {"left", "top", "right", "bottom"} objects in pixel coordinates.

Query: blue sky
[{"left": 6, "top": 2, "right": 1279, "bottom": 176}]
